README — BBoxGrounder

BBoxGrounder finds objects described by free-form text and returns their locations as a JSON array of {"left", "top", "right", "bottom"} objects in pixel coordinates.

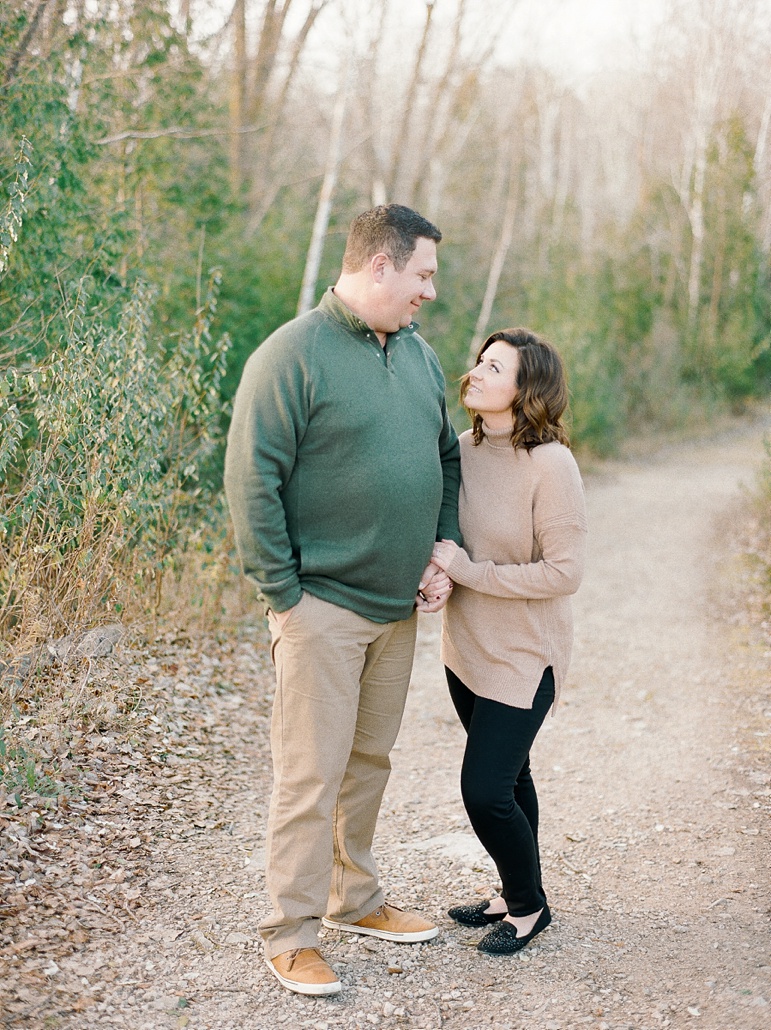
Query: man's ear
[{"left": 371, "top": 252, "right": 389, "bottom": 282}]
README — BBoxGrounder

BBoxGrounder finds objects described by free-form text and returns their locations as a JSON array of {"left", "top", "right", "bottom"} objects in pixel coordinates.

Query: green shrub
[
  {"left": 0, "top": 147, "right": 231, "bottom": 649},
  {"left": 0, "top": 277, "right": 230, "bottom": 645}
]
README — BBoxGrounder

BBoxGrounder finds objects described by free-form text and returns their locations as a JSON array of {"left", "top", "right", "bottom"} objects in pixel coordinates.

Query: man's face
[{"left": 375, "top": 236, "right": 438, "bottom": 335}]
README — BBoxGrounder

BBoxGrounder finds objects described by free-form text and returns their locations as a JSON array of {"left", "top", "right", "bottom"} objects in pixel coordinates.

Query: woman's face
[{"left": 464, "top": 340, "right": 519, "bottom": 427}]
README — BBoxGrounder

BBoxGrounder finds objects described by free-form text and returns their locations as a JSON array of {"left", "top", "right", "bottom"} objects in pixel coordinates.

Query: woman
[{"left": 431, "top": 328, "right": 587, "bottom": 956}]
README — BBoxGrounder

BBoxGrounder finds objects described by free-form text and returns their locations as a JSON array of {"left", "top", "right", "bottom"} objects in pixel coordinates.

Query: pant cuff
[
  {"left": 261, "top": 922, "right": 323, "bottom": 960},
  {"left": 326, "top": 888, "right": 385, "bottom": 925}
]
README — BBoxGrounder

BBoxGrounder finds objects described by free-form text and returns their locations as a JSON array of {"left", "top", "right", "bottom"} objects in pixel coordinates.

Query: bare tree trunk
[
  {"left": 551, "top": 99, "right": 572, "bottom": 242},
  {"left": 754, "top": 93, "right": 771, "bottom": 253},
  {"left": 135, "top": 181, "right": 145, "bottom": 261},
  {"left": 685, "top": 118, "right": 711, "bottom": 333},
  {"left": 246, "top": 1, "right": 330, "bottom": 231},
  {"left": 272, "top": 2, "right": 328, "bottom": 121},
  {"left": 358, "top": 0, "right": 390, "bottom": 206},
  {"left": 423, "top": 107, "right": 478, "bottom": 222},
  {"left": 1, "top": 0, "right": 51, "bottom": 87},
  {"left": 469, "top": 156, "right": 519, "bottom": 361},
  {"left": 228, "top": 0, "right": 247, "bottom": 192},
  {"left": 668, "top": 6, "right": 730, "bottom": 335},
  {"left": 412, "top": 4, "right": 513, "bottom": 215},
  {"left": 399, "top": 0, "right": 467, "bottom": 207},
  {"left": 707, "top": 201, "right": 726, "bottom": 343},
  {"left": 249, "top": 0, "right": 285, "bottom": 118},
  {"left": 250, "top": 1, "right": 328, "bottom": 181},
  {"left": 388, "top": 1, "right": 435, "bottom": 201},
  {"left": 247, "top": 1, "right": 327, "bottom": 123},
  {"left": 297, "top": 66, "right": 350, "bottom": 315},
  {"left": 360, "top": 0, "right": 507, "bottom": 213}
]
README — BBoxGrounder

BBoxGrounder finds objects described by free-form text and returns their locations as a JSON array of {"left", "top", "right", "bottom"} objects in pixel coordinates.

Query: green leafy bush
[{"left": 0, "top": 148, "right": 231, "bottom": 650}]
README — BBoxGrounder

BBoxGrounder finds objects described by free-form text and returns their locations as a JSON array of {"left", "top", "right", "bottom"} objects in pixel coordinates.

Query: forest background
[{"left": 1, "top": 0, "right": 771, "bottom": 685}]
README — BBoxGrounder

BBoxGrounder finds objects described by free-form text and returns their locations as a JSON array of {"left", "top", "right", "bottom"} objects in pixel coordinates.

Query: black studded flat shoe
[
  {"left": 447, "top": 900, "right": 507, "bottom": 927},
  {"left": 476, "top": 905, "right": 552, "bottom": 954}
]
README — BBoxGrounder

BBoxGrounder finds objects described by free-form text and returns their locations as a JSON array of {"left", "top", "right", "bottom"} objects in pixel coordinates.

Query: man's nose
[{"left": 421, "top": 278, "right": 436, "bottom": 301}]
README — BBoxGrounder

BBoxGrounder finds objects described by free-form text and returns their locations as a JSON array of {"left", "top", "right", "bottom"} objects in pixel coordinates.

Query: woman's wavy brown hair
[{"left": 461, "top": 328, "right": 571, "bottom": 450}]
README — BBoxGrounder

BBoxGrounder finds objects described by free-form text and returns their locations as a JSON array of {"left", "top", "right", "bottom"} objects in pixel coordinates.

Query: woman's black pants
[{"left": 446, "top": 666, "right": 555, "bottom": 917}]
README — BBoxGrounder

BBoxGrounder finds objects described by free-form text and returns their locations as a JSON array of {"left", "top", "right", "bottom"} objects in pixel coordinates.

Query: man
[{"left": 224, "top": 204, "right": 461, "bottom": 996}]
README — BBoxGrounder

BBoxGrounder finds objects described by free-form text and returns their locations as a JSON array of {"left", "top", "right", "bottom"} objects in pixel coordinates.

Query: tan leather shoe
[
  {"left": 322, "top": 902, "right": 438, "bottom": 942},
  {"left": 265, "top": 947, "right": 341, "bottom": 995}
]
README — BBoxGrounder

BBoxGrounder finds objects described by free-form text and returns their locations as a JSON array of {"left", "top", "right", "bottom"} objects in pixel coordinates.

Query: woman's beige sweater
[{"left": 442, "top": 424, "right": 588, "bottom": 710}]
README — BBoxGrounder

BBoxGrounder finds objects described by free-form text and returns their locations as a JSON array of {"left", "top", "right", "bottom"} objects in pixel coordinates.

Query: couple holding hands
[{"left": 224, "top": 204, "right": 587, "bottom": 996}]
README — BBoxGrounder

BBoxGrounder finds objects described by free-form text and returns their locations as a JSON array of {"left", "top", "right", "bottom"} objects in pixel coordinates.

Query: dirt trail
[
  {"left": 3, "top": 422, "right": 770, "bottom": 1030},
  {"left": 394, "top": 423, "right": 771, "bottom": 1030}
]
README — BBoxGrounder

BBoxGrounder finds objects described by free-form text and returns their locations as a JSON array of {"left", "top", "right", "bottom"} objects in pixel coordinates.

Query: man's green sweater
[{"left": 224, "top": 289, "right": 462, "bottom": 623}]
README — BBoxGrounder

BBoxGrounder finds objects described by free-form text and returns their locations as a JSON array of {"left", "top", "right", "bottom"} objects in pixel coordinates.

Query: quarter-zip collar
[{"left": 319, "top": 288, "right": 420, "bottom": 360}]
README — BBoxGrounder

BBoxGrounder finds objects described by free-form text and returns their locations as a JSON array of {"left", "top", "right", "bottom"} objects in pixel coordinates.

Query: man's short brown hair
[{"left": 341, "top": 204, "right": 442, "bottom": 273}]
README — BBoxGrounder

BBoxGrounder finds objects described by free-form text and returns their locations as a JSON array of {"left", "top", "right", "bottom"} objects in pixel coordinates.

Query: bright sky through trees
[
  {"left": 499, "top": 0, "right": 670, "bottom": 80},
  {"left": 177, "top": 0, "right": 671, "bottom": 84}
]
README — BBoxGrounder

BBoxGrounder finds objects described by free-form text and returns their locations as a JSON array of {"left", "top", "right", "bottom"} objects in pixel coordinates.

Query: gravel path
[{"left": 4, "top": 423, "right": 770, "bottom": 1030}]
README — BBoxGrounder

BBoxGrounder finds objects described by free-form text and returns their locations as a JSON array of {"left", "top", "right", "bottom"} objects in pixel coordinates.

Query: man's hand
[
  {"left": 270, "top": 603, "right": 298, "bottom": 630},
  {"left": 416, "top": 561, "right": 453, "bottom": 613}
]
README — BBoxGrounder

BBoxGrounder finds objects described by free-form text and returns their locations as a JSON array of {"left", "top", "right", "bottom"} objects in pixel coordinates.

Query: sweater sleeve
[
  {"left": 446, "top": 448, "right": 587, "bottom": 599},
  {"left": 223, "top": 334, "right": 309, "bottom": 613},
  {"left": 435, "top": 396, "right": 462, "bottom": 544}
]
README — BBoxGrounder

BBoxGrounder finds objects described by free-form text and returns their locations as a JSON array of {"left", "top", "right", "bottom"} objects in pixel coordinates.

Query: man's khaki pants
[{"left": 260, "top": 591, "right": 418, "bottom": 958}]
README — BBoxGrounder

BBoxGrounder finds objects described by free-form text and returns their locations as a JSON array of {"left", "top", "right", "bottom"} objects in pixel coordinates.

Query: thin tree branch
[
  {"left": 95, "top": 124, "right": 269, "bottom": 145},
  {"left": 297, "top": 62, "right": 351, "bottom": 315}
]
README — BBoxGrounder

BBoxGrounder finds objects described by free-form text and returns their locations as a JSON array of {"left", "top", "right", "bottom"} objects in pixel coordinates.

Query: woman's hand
[
  {"left": 416, "top": 562, "right": 453, "bottom": 612},
  {"left": 431, "top": 539, "right": 459, "bottom": 571}
]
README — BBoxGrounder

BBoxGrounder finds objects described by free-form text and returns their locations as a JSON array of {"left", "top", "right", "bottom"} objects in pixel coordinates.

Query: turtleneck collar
[{"left": 480, "top": 421, "right": 514, "bottom": 449}]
